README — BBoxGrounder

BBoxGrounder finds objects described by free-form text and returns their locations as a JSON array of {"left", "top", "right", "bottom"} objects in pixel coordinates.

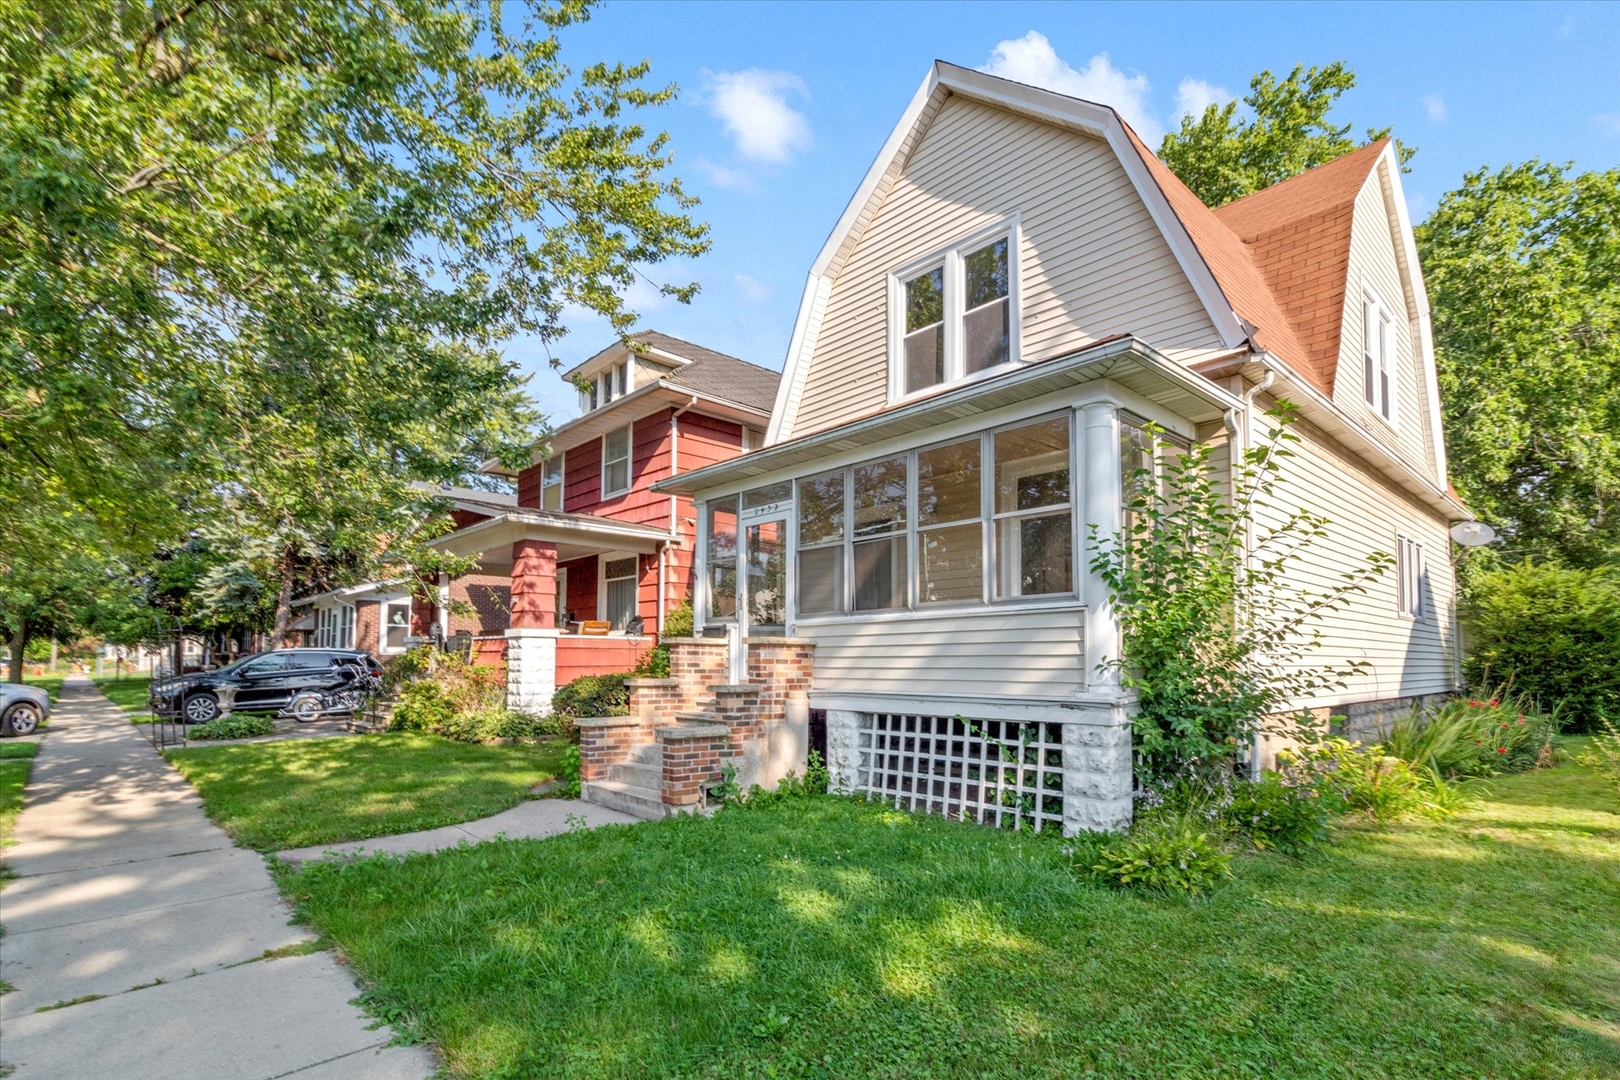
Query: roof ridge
[{"left": 1214, "top": 138, "right": 1389, "bottom": 232}]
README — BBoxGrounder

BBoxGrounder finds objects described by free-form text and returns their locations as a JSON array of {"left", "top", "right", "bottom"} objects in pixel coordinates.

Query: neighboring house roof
[{"left": 566, "top": 330, "right": 782, "bottom": 414}]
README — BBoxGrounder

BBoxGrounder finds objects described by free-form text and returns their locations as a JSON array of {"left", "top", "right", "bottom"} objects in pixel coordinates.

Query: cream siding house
[{"left": 654, "top": 62, "right": 1469, "bottom": 834}]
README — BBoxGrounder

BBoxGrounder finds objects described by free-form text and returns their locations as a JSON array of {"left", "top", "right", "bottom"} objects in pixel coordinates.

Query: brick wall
[
  {"left": 446, "top": 574, "right": 513, "bottom": 635},
  {"left": 355, "top": 601, "right": 379, "bottom": 654},
  {"left": 576, "top": 716, "right": 647, "bottom": 783},
  {"left": 657, "top": 721, "right": 730, "bottom": 806}
]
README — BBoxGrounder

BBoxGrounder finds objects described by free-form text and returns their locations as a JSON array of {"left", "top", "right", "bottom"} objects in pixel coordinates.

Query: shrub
[
  {"left": 437, "top": 706, "right": 543, "bottom": 743},
  {"left": 1279, "top": 737, "right": 1454, "bottom": 821},
  {"left": 391, "top": 679, "right": 456, "bottom": 733},
  {"left": 1225, "top": 772, "right": 1331, "bottom": 854},
  {"left": 1578, "top": 718, "right": 1620, "bottom": 806},
  {"left": 190, "top": 714, "right": 275, "bottom": 740},
  {"left": 1383, "top": 687, "right": 1560, "bottom": 779},
  {"left": 537, "top": 713, "right": 579, "bottom": 742},
  {"left": 1091, "top": 813, "right": 1233, "bottom": 896},
  {"left": 551, "top": 673, "right": 629, "bottom": 718},
  {"left": 1464, "top": 561, "right": 1620, "bottom": 733},
  {"left": 554, "top": 742, "right": 582, "bottom": 799}
]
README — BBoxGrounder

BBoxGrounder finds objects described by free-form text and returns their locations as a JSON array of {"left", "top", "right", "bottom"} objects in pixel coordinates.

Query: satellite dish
[{"left": 1449, "top": 521, "right": 1497, "bottom": 547}]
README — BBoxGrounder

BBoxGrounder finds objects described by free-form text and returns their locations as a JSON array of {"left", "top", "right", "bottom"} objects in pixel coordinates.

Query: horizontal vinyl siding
[
  {"left": 1251, "top": 412, "right": 1458, "bottom": 706},
  {"left": 800, "top": 605, "right": 1086, "bottom": 699},
  {"left": 793, "top": 96, "right": 1225, "bottom": 437},
  {"left": 1334, "top": 169, "right": 1437, "bottom": 476}
]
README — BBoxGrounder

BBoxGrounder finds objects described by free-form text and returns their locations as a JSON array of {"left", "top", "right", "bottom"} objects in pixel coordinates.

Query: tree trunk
[
  {"left": 6, "top": 619, "right": 25, "bottom": 683},
  {"left": 270, "top": 547, "right": 295, "bottom": 650}
]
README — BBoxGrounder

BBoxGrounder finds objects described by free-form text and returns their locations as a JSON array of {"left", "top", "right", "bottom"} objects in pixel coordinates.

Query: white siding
[
  {"left": 799, "top": 605, "right": 1087, "bottom": 699},
  {"left": 793, "top": 96, "right": 1226, "bottom": 437},
  {"left": 1251, "top": 410, "right": 1458, "bottom": 707},
  {"left": 1334, "top": 162, "right": 1438, "bottom": 477}
]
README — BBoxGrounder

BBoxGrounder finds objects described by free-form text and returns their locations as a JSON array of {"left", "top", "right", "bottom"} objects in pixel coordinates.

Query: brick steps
[{"left": 609, "top": 760, "right": 661, "bottom": 789}]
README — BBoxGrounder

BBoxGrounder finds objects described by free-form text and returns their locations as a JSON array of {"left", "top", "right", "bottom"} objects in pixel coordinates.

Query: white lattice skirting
[{"left": 852, "top": 713, "right": 1068, "bottom": 832}]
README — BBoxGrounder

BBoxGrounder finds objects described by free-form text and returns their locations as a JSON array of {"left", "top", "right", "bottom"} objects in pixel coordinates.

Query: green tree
[
  {"left": 0, "top": 0, "right": 707, "bottom": 577},
  {"left": 1416, "top": 162, "right": 1620, "bottom": 567},
  {"left": 1159, "top": 62, "right": 1411, "bottom": 208}
]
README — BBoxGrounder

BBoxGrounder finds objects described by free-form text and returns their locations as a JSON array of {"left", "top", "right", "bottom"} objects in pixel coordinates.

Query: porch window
[
  {"left": 381, "top": 599, "right": 411, "bottom": 653},
  {"left": 916, "top": 438, "right": 983, "bottom": 604},
  {"left": 797, "top": 471, "right": 845, "bottom": 615},
  {"left": 602, "top": 423, "right": 631, "bottom": 497},
  {"left": 707, "top": 502, "right": 739, "bottom": 620},
  {"left": 541, "top": 453, "right": 564, "bottom": 511},
  {"left": 893, "top": 223, "right": 1018, "bottom": 399},
  {"left": 315, "top": 605, "right": 355, "bottom": 650},
  {"left": 993, "top": 417, "right": 1072, "bottom": 598},
  {"left": 1363, "top": 286, "right": 1395, "bottom": 423},
  {"left": 852, "top": 456, "right": 908, "bottom": 611},
  {"left": 603, "top": 556, "right": 638, "bottom": 632}
]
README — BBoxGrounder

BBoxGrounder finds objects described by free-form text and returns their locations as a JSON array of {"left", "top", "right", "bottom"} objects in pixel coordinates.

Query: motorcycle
[{"left": 281, "top": 669, "right": 383, "bottom": 723}]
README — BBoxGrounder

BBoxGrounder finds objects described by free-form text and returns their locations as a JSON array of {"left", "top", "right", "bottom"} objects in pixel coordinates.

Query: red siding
[
  {"left": 450, "top": 508, "right": 491, "bottom": 530},
  {"left": 556, "top": 636, "right": 653, "bottom": 685},
  {"left": 516, "top": 466, "right": 542, "bottom": 509},
  {"left": 560, "top": 555, "right": 598, "bottom": 622}
]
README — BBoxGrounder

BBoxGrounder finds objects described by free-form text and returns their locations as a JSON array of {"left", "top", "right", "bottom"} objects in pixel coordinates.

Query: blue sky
[{"left": 511, "top": 0, "right": 1620, "bottom": 427}]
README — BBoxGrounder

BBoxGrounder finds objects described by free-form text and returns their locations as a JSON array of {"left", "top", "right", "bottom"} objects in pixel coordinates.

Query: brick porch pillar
[{"left": 506, "top": 539, "right": 559, "bottom": 713}]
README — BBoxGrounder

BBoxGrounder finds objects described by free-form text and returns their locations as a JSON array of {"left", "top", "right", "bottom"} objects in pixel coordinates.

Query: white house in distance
[{"left": 653, "top": 62, "right": 1467, "bottom": 833}]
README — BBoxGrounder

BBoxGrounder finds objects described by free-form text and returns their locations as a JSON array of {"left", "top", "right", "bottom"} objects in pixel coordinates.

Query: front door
[{"left": 744, "top": 517, "right": 787, "bottom": 635}]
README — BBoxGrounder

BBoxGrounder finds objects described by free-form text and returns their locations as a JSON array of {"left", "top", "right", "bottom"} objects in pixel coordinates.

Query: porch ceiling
[
  {"left": 427, "top": 510, "right": 673, "bottom": 569},
  {"left": 654, "top": 336, "right": 1245, "bottom": 496}
]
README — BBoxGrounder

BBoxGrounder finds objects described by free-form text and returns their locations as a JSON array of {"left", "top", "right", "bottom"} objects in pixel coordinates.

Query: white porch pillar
[
  {"left": 436, "top": 572, "right": 451, "bottom": 641},
  {"left": 505, "top": 628, "right": 559, "bottom": 713},
  {"left": 1081, "top": 402, "right": 1122, "bottom": 689}
]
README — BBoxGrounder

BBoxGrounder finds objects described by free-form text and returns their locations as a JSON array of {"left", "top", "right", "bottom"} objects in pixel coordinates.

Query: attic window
[
  {"left": 892, "top": 222, "right": 1019, "bottom": 400},
  {"left": 582, "top": 362, "right": 630, "bottom": 413},
  {"left": 1363, "top": 287, "right": 1396, "bottom": 424}
]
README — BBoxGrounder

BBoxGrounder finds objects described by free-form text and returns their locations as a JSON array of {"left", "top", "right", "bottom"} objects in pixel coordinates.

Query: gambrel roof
[{"left": 766, "top": 60, "right": 1448, "bottom": 496}]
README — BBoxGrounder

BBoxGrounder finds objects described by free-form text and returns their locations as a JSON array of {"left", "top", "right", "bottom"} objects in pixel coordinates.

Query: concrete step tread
[{"left": 610, "top": 762, "right": 661, "bottom": 788}]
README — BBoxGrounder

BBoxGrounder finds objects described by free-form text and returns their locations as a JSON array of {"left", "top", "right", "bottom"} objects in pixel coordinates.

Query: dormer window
[
  {"left": 1363, "top": 285, "right": 1396, "bottom": 424},
  {"left": 580, "top": 361, "right": 631, "bottom": 413},
  {"left": 892, "top": 221, "right": 1019, "bottom": 400}
]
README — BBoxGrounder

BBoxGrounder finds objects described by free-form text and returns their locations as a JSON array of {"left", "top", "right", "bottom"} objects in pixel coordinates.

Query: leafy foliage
[
  {"left": 632, "top": 598, "right": 694, "bottom": 678},
  {"left": 1159, "top": 62, "right": 1413, "bottom": 207},
  {"left": 1278, "top": 738, "right": 1456, "bottom": 821},
  {"left": 189, "top": 714, "right": 275, "bottom": 741},
  {"left": 1090, "top": 407, "right": 1390, "bottom": 783},
  {"left": 1578, "top": 719, "right": 1620, "bottom": 807},
  {"left": 1382, "top": 687, "right": 1561, "bottom": 777},
  {"left": 1460, "top": 560, "right": 1620, "bottom": 733},
  {"left": 550, "top": 673, "right": 629, "bottom": 718},
  {"left": 1417, "top": 163, "right": 1620, "bottom": 568},
  {"left": 1224, "top": 772, "right": 1331, "bottom": 854},
  {"left": 1090, "top": 815, "right": 1233, "bottom": 896}
]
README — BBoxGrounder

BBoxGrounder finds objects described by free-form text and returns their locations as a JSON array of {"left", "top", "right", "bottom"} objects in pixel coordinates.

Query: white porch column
[
  {"left": 1081, "top": 402, "right": 1122, "bottom": 689},
  {"left": 436, "top": 572, "right": 451, "bottom": 641},
  {"left": 505, "top": 628, "right": 559, "bottom": 714}
]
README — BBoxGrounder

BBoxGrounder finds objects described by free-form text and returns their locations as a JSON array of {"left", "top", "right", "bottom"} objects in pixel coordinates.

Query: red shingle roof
[{"left": 1120, "top": 130, "right": 1389, "bottom": 397}]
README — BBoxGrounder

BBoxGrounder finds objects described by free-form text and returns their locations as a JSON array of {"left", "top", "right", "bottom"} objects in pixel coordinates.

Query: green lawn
[
  {"left": 278, "top": 744, "right": 1620, "bottom": 1080},
  {"left": 0, "top": 743, "right": 38, "bottom": 852},
  {"left": 92, "top": 675, "right": 152, "bottom": 714},
  {"left": 168, "top": 733, "right": 572, "bottom": 851},
  {"left": 19, "top": 673, "right": 65, "bottom": 703}
]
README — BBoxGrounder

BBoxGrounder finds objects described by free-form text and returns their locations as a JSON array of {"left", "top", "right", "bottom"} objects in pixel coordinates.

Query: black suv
[{"left": 152, "top": 649, "right": 383, "bottom": 724}]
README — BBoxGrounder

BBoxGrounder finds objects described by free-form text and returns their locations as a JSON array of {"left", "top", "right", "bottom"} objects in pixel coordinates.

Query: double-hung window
[
  {"left": 541, "top": 453, "right": 564, "bottom": 511},
  {"left": 381, "top": 599, "right": 412, "bottom": 652},
  {"left": 1363, "top": 286, "right": 1396, "bottom": 423},
  {"left": 917, "top": 438, "right": 983, "bottom": 604},
  {"left": 1397, "top": 534, "right": 1424, "bottom": 619},
  {"left": 896, "top": 224, "right": 1018, "bottom": 398},
  {"left": 797, "top": 472, "right": 845, "bottom": 615},
  {"left": 993, "top": 417, "right": 1072, "bottom": 598},
  {"left": 852, "top": 457, "right": 908, "bottom": 610},
  {"left": 602, "top": 423, "right": 631, "bottom": 498},
  {"left": 602, "top": 556, "right": 638, "bottom": 631}
]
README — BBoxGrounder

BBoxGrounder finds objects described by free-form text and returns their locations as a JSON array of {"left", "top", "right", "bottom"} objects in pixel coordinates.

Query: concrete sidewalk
[
  {"left": 0, "top": 677, "right": 434, "bottom": 1080},
  {"left": 277, "top": 795, "right": 636, "bottom": 866}
]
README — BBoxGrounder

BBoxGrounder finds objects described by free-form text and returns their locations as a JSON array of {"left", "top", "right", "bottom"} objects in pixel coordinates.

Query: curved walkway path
[{"left": 0, "top": 677, "right": 435, "bottom": 1080}]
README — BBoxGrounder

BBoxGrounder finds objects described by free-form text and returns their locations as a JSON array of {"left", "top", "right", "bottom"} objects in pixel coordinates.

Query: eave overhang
[
  {"left": 425, "top": 510, "right": 675, "bottom": 566},
  {"left": 656, "top": 337, "right": 1244, "bottom": 497}
]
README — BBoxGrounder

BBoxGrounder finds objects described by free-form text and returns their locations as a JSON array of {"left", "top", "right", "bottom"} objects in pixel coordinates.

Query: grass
[
  {"left": 92, "top": 675, "right": 152, "bottom": 714},
  {"left": 0, "top": 745, "right": 36, "bottom": 851},
  {"left": 167, "top": 733, "right": 572, "bottom": 852},
  {"left": 277, "top": 741, "right": 1620, "bottom": 1080},
  {"left": 18, "top": 673, "right": 64, "bottom": 703}
]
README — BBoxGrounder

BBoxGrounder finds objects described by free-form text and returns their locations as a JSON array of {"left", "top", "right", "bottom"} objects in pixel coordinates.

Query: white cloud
[
  {"left": 734, "top": 274, "right": 774, "bottom": 304},
  {"left": 693, "top": 158, "right": 757, "bottom": 193},
  {"left": 1425, "top": 94, "right": 1447, "bottom": 124},
  {"left": 979, "top": 32, "right": 1161, "bottom": 144},
  {"left": 1595, "top": 113, "right": 1620, "bottom": 136},
  {"left": 1174, "top": 77, "right": 1236, "bottom": 124},
  {"left": 705, "top": 69, "right": 813, "bottom": 164}
]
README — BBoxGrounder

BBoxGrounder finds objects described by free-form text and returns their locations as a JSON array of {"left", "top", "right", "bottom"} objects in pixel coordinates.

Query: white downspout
[{"left": 1227, "top": 364, "right": 1275, "bottom": 778}]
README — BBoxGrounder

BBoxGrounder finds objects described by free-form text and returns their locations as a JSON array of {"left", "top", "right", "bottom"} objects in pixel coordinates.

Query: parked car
[
  {"left": 150, "top": 649, "right": 383, "bottom": 725},
  {"left": 1, "top": 683, "right": 50, "bottom": 737}
]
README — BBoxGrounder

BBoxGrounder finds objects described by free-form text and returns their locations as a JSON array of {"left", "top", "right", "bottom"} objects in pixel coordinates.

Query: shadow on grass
[
  {"left": 279, "top": 767, "right": 1620, "bottom": 1080},
  {"left": 169, "top": 733, "right": 570, "bottom": 851}
]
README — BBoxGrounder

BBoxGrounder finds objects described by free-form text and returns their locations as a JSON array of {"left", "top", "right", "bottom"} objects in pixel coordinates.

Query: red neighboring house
[{"left": 426, "top": 331, "right": 780, "bottom": 711}]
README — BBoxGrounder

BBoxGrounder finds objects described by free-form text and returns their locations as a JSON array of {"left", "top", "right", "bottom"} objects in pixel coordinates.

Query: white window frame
[
  {"left": 379, "top": 597, "right": 412, "bottom": 654},
  {"left": 315, "top": 603, "right": 355, "bottom": 650},
  {"left": 541, "top": 452, "right": 565, "bottom": 511},
  {"left": 601, "top": 422, "right": 632, "bottom": 498},
  {"left": 1362, "top": 282, "right": 1397, "bottom": 427},
  {"left": 1396, "top": 534, "right": 1424, "bottom": 620},
  {"left": 598, "top": 552, "right": 639, "bottom": 633},
  {"left": 888, "top": 215, "right": 1022, "bottom": 405},
  {"left": 555, "top": 566, "right": 570, "bottom": 626}
]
